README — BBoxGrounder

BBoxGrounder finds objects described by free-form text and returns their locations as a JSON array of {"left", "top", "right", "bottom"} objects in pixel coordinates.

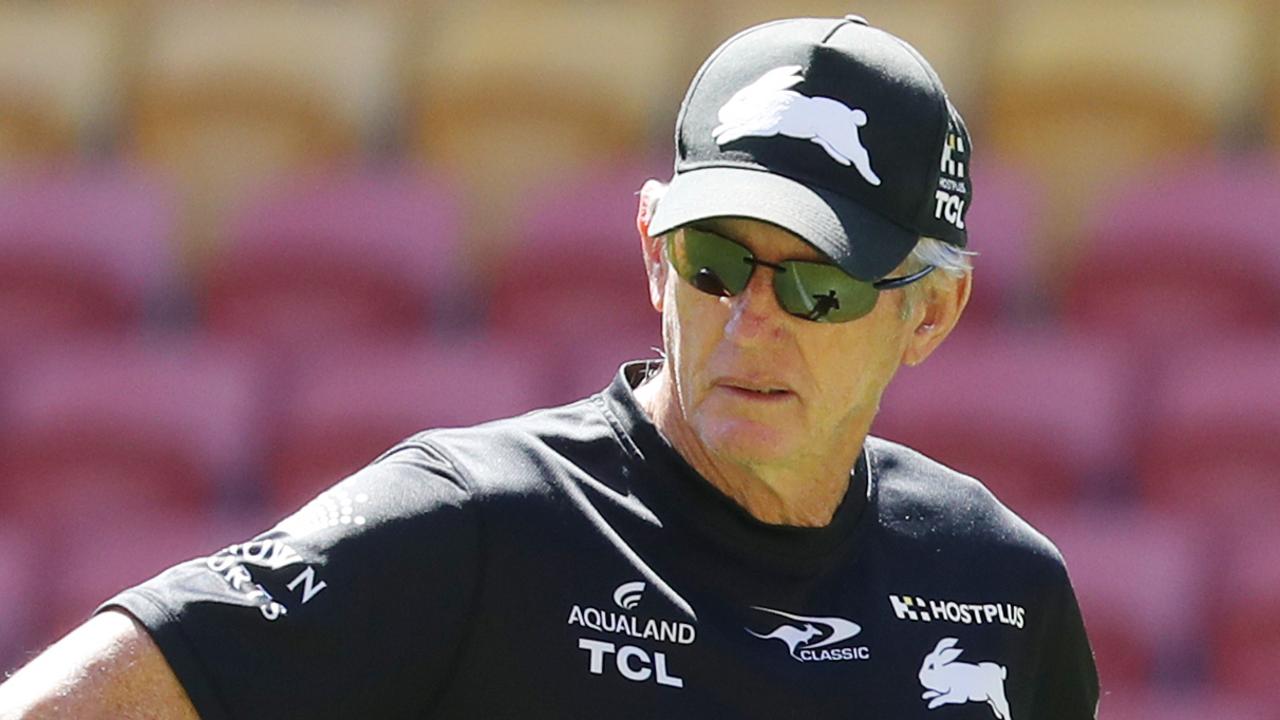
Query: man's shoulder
[
  {"left": 867, "top": 435, "right": 1067, "bottom": 570},
  {"left": 391, "top": 394, "right": 620, "bottom": 495}
]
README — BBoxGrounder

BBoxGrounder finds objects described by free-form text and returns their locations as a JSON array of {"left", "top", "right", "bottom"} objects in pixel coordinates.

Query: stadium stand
[
  {"left": 408, "top": 1, "right": 686, "bottom": 265},
  {"left": 130, "top": 2, "right": 398, "bottom": 260},
  {"left": 1100, "top": 687, "right": 1273, "bottom": 720},
  {"left": 201, "top": 166, "right": 460, "bottom": 357},
  {"left": 954, "top": 162, "right": 1046, "bottom": 326},
  {"left": 984, "top": 0, "right": 1261, "bottom": 296},
  {"left": 0, "top": 337, "right": 265, "bottom": 529},
  {"left": 1065, "top": 154, "right": 1280, "bottom": 352},
  {"left": 1039, "top": 507, "right": 1210, "bottom": 690},
  {"left": 488, "top": 159, "right": 664, "bottom": 357},
  {"left": 0, "top": 165, "right": 178, "bottom": 350},
  {"left": 0, "top": 524, "right": 37, "bottom": 676},
  {"left": 265, "top": 337, "right": 550, "bottom": 515},
  {"left": 39, "top": 510, "right": 265, "bottom": 656},
  {"left": 1209, "top": 515, "right": 1280, "bottom": 706},
  {"left": 0, "top": 4, "right": 122, "bottom": 165},
  {"left": 873, "top": 327, "right": 1135, "bottom": 525},
  {"left": 1134, "top": 334, "right": 1280, "bottom": 521}
]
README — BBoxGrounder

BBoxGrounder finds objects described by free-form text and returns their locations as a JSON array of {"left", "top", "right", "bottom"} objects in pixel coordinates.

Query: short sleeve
[
  {"left": 1028, "top": 565, "right": 1101, "bottom": 719},
  {"left": 99, "top": 439, "right": 482, "bottom": 720}
]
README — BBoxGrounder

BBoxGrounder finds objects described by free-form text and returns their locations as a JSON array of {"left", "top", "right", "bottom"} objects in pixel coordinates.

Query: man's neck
[{"left": 632, "top": 368, "right": 863, "bottom": 528}]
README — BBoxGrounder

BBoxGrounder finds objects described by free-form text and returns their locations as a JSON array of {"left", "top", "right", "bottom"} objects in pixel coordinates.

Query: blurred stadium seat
[
  {"left": 1209, "top": 515, "right": 1280, "bottom": 706},
  {"left": 0, "top": 523, "right": 38, "bottom": 676},
  {"left": 487, "top": 159, "right": 663, "bottom": 359},
  {"left": 0, "top": 337, "right": 264, "bottom": 529},
  {"left": 1066, "top": 155, "right": 1280, "bottom": 352},
  {"left": 265, "top": 337, "right": 550, "bottom": 515},
  {"left": 0, "top": 165, "right": 178, "bottom": 351},
  {"left": 0, "top": 4, "right": 122, "bottom": 165},
  {"left": 201, "top": 166, "right": 460, "bottom": 357},
  {"left": 131, "top": 2, "right": 398, "bottom": 258},
  {"left": 39, "top": 511, "right": 265, "bottom": 654},
  {"left": 1039, "top": 507, "right": 1209, "bottom": 690},
  {"left": 1099, "top": 686, "right": 1273, "bottom": 720},
  {"left": 985, "top": 0, "right": 1261, "bottom": 290},
  {"left": 1134, "top": 333, "right": 1280, "bottom": 520},
  {"left": 873, "top": 327, "right": 1134, "bottom": 523},
  {"left": 959, "top": 162, "right": 1046, "bottom": 326},
  {"left": 409, "top": 1, "right": 685, "bottom": 261}
]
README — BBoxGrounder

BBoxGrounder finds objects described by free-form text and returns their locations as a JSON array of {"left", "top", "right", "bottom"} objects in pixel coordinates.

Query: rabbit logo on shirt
[
  {"left": 918, "top": 637, "right": 1013, "bottom": 720},
  {"left": 712, "top": 65, "right": 882, "bottom": 187}
]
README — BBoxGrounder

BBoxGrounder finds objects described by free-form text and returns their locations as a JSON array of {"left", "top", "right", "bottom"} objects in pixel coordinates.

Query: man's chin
[{"left": 694, "top": 416, "right": 799, "bottom": 466}]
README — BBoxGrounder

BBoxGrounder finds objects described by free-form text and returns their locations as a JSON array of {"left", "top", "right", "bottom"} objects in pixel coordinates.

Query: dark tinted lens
[
  {"left": 773, "top": 261, "right": 878, "bottom": 322},
  {"left": 670, "top": 229, "right": 754, "bottom": 296}
]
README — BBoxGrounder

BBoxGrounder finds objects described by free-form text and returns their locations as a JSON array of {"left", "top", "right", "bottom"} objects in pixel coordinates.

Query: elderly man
[{"left": 0, "top": 15, "right": 1097, "bottom": 720}]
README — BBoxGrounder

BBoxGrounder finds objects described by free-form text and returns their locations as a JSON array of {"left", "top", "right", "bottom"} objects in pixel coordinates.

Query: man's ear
[
  {"left": 637, "top": 179, "right": 669, "bottom": 313},
  {"left": 901, "top": 271, "right": 972, "bottom": 367}
]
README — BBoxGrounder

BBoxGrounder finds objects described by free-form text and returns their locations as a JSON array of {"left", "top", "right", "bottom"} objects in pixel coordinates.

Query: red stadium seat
[
  {"left": 958, "top": 162, "right": 1045, "bottom": 327},
  {"left": 1134, "top": 334, "right": 1280, "bottom": 520},
  {"left": 265, "top": 337, "right": 551, "bottom": 515},
  {"left": 1099, "top": 687, "right": 1272, "bottom": 720},
  {"left": 36, "top": 510, "right": 265, "bottom": 651},
  {"left": 1208, "top": 516, "right": 1280, "bottom": 705},
  {"left": 873, "top": 327, "right": 1136, "bottom": 524},
  {"left": 202, "top": 166, "right": 461, "bottom": 357},
  {"left": 489, "top": 159, "right": 664, "bottom": 348},
  {"left": 0, "top": 337, "right": 265, "bottom": 529},
  {"left": 1037, "top": 508, "right": 1209, "bottom": 690},
  {"left": 1065, "top": 155, "right": 1280, "bottom": 354},
  {"left": 0, "top": 523, "right": 38, "bottom": 675},
  {"left": 0, "top": 165, "right": 178, "bottom": 350}
]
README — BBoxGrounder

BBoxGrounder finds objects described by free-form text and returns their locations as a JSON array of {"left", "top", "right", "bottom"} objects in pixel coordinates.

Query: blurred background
[{"left": 0, "top": 0, "right": 1277, "bottom": 716}]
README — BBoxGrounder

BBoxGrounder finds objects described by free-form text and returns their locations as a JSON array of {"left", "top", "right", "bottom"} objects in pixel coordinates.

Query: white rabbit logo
[
  {"left": 918, "top": 637, "right": 1012, "bottom": 720},
  {"left": 712, "top": 65, "right": 882, "bottom": 186}
]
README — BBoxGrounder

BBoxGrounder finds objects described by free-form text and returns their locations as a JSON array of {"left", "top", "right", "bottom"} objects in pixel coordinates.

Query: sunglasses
[{"left": 667, "top": 227, "right": 935, "bottom": 323}]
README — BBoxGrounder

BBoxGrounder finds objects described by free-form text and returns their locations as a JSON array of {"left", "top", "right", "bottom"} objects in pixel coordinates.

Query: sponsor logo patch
[
  {"left": 746, "top": 606, "right": 871, "bottom": 662},
  {"left": 571, "top": 580, "right": 692, "bottom": 689},
  {"left": 713, "top": 65, "right": 882, "bottom": 186},
  {"left": 919, "top": 637, "right": 1012, "bottom": 719},
  {"left": 890, "top": 595, "right": 1026, "bottom": 630}
]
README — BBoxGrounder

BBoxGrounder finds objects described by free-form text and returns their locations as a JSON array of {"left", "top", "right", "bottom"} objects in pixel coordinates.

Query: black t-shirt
[{"left": 103, "top": 362, "right": 1099, "bottom": 719}]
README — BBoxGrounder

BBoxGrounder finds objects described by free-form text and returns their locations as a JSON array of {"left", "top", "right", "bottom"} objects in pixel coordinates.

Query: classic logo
[
  {"left": 890, "top": 595, "right": 1026, "bottom": 630},
  {"left": 918, "top": 637, "right": 1012, "bottom": 720},
  {"left": 745, "top": 606, "right": 870, "bottom": 662},
  {"left": 713, "top": 65, "right": 882, "bottom": 186}
]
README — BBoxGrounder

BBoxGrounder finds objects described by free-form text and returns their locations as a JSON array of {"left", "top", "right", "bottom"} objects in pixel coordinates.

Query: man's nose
[{"left": 723, "top": 267, "right": 788, "bottom": 342}]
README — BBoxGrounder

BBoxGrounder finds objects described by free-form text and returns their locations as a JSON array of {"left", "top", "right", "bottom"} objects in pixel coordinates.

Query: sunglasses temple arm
[{"left": 872, "top": 264, "right": 935, "bottom": 289}]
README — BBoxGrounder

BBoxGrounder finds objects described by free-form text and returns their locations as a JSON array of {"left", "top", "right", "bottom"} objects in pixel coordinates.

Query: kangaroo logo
[
  {"left": 713, "top": 65, "right": 882, "bottom": 186},
  {"left": 745, "top": 606, "right": 863, "bottom": 662},
  {"left": 918, "top": 637, "right": 1013, "bottom": 720}
]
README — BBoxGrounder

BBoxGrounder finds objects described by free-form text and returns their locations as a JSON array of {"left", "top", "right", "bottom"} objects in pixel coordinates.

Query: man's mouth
[{"left": 718, "top": 379, "right": 795, "bottom": 400}]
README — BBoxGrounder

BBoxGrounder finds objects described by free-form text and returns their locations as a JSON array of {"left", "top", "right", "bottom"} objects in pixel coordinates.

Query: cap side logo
[{"left": 712, "top": 65, "right": 882, "bottom": 186}]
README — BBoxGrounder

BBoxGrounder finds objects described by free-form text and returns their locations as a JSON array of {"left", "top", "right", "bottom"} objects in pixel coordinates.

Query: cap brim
[{"left": 647, "top": 166, "right": 918, "bottom": 281}]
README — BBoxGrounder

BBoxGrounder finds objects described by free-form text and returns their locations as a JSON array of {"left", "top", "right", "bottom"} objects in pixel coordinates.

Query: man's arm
[{"left": 0, "top": 610, "right": 199, "bottom": 720}]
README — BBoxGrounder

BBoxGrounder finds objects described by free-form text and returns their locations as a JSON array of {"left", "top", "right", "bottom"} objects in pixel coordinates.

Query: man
[{"left": 0, "top": 15, "right": 1098, "bottom": 719}]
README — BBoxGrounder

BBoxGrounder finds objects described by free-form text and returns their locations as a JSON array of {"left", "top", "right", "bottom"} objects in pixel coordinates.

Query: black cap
[{"left": 648, "top": 15, "right": 972, "bottom": 280}]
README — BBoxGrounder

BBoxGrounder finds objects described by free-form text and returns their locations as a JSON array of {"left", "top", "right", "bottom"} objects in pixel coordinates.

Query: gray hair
[{"left": 898, "top": 237, "right": 975, "bottom": 318}]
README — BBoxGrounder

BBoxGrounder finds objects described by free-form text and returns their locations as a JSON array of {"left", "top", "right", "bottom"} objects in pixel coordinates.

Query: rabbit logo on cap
[
  {"left": 712, "top": 65, "right": 882, "bottom": 186},
  {"left": 918, "top": 637, "right": 1012, "bottom": 719}
]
